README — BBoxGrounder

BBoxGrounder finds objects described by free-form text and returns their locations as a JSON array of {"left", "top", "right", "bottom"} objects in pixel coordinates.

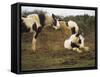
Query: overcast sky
[{"left": 21, "top": 6, "right": 95, "bottom": 17}]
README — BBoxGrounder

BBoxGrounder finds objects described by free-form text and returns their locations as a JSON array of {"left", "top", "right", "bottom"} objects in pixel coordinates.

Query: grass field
[{"left": 21, "top": 25, "right": 96, "bottom": 71}]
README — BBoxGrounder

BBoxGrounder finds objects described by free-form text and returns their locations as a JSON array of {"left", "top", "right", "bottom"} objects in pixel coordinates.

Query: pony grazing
[
  {"left": 64, "top": 33, "right": 89, "bottom": 53},
  {"left": 21, "top": 13, "right": 60, "bottom": 51},
  {"left": 66, "top": 20, "right": 79, "bottom": 34}
]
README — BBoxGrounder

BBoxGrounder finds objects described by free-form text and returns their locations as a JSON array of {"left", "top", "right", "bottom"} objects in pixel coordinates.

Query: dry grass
[{"left": 21, "top": 25, "right": 96, "bottom": 71}]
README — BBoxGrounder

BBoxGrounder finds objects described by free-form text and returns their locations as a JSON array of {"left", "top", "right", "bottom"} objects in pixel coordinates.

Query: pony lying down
[{"left": 64, "top": 33, "right": 89, "bottom": 53}]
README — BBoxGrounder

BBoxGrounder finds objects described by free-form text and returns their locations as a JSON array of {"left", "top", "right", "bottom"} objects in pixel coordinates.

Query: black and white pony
[
  {"left": 21, "top": 13, "right": 60, "bottom": 51},
  {"left": 64, "top": 33, "right": 89, "bottom": 53}
]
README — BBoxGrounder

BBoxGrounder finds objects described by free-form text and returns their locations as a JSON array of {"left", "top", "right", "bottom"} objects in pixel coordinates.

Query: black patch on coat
[
  {"left": 53, "top": 19, "right": 57, "bottom": 26},
  {"left": 21, "top": 19, "right": 30, "bottom": 32},
  {"left": 76, "top": 33, "right": 80, "bottom": 37},
  {"left": 35, "top": 27, "right": 43, "bottom": 38},
  {"left": 71, "top": 27, "right": 76, "bottom": 34},
  {"left": 71, "top": 42, "right": 79, "bottom": 48},
  {"left": 66, "top": 22, "right": 69, "bottom": 26},
  {"left": 52, "top": 14, "right": 56, "bottom": 19},
  {"left": 78, "top": 39, "right": 81, "bottom": 44},
  {"left": 38, "top": 14, "right": 45, "bottom": 27},
  {"left": 32, "top": 22, "right": 43, "bottom": 38},
  {"left": 52, "top": 14, "right": 57, "bottom": 26},
  {"left": 32, "top": 23, "right": 37, "bottom": 32}
]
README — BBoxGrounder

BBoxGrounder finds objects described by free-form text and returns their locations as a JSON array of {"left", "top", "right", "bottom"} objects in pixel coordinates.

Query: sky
[{"left": 21, "top": 6, "right": 95, "bottom": 17}]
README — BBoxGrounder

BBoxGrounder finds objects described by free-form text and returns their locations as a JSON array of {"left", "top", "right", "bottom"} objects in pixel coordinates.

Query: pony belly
[{"left": 64, "top": 40, "right": 72, "bottom": 49}]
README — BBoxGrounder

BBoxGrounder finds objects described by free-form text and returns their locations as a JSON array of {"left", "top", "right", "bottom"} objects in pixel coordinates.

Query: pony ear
[
  {"left": 21, "top": 17, "right": 26, "bottom": 21},
  {"left": 52, "top": 14, "right": 56, "bottom": 19},
  {"left": 21, "top": 15, "right": 27, "bottom": 21}
]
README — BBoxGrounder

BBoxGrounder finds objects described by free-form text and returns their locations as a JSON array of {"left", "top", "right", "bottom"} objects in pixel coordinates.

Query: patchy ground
[{"left": 21, "top": 26, "right": 96, "bottom": 71}]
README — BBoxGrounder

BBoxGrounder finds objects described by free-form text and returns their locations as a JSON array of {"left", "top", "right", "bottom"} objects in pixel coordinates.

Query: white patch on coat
[
  {"left": 79, "top": 35, "right": 84, "bottom": 48},
  {"left": 22, "top": 14, "right": 41, "bottom": 32},
  {"left": 67, "top": 20, "right": 79, "bottom": 33}
]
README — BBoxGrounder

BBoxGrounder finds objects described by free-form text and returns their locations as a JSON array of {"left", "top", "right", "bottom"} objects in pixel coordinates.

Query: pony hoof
[
  {"left": 84, "top": 47, "right": 89, "bottom": 51},
  {"left": 77, "top": 50, "right": 82, "bottom": 53},
  {"left": 32, "top": 47, "right": 36, "bottom": 52}
]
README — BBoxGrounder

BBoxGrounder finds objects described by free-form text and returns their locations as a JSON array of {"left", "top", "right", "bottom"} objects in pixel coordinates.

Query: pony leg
[
  {"left": 76, "top": 48, "right": 82, "bottom": 53},
  {"left": 32, "top": 37, "right": 37, "bottom": 51},
  {"left": 31, "top": 32, "right": 36, "bottom": 51},
  {"left": 32, "top": 27, "right": 43, "bottom": 51},
  {"left": 73, "top": 48, "right": 82, "bottom": 53}
]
